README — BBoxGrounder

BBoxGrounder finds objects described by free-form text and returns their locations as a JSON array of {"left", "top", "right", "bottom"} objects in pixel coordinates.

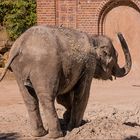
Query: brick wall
[
  {"left": 37, "top": 0, "right": 56, "bottom": 25},
  {"left": 37, "top": 0, "right": 140, "bottom": 34}
]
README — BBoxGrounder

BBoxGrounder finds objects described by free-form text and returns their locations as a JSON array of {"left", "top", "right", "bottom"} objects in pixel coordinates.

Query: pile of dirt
[
  {"left": 0, "top": 102, "right": 140, "bottom": 140},
  {"left": 64, "top": 104, "right": 140, "bottom": 140}
]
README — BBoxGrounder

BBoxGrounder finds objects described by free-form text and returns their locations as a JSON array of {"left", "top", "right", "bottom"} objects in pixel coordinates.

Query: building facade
[
  {"left": 37, "top": 0, "right": 140, "bottom": 34},
  {"left": 37, "top": 0, "right": 140, "bottom": 79}
]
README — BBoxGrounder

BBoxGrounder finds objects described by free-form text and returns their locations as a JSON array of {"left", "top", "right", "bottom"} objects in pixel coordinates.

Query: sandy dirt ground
[{"left": 0, "top": 72, "right": 140, "bottom": 140}]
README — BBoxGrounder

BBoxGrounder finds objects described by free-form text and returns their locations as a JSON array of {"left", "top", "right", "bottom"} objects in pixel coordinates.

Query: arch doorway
[{"left": 103, "top": 6, "right": 140, "bottom": 83}]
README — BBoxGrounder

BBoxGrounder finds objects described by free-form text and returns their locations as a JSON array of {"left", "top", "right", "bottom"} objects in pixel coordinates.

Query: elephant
[{"left": 0, "top": 25, "right": 132, "bottom": 138}]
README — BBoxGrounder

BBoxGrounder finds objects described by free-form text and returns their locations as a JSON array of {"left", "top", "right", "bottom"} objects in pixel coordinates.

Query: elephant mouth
[
  {"left": 94, "top": 63, "right": 114, "bottom": 81},
  {"left": 102, "top": 72, "right": 114, "bottom": 81}
]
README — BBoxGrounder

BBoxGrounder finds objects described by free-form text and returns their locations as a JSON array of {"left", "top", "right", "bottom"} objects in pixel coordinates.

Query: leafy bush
[{"left": 0, "top": 0, "right": 36, "bottom": 40}]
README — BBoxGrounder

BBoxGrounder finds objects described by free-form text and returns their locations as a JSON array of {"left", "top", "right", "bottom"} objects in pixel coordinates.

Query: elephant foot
[
  {"left": 63, "top": 110, "right": 71, "bottom": 123},
  {"left": 67, "top": 121, "right": 81, "bottom": 131},
  {"left": 46, "top": 130, "right": 63, "bottom": 139},
  {"left": 67, "top": 123, "right": 73, "bottom": 131},
  {"left": 31, "top": 127, "right": 48, "bottom": 137}
]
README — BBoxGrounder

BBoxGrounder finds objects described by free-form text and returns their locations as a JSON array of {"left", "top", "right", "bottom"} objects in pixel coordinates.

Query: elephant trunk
[{"left": 113, "top": 33, "right": 132, "bottom": 77}]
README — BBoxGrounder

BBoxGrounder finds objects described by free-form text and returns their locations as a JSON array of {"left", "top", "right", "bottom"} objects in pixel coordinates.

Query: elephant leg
[
  {"left": 14, "top": 76, "right": 47, "bottom": 137},
  {"left": 30, "top": 74, "right": 63, "bottom": 138},
  {"left": 68, "top": 75, "right": 92, "bottom": 131},
  {"left": 56, "top": 92, "right": 74, "bottom": 123}
]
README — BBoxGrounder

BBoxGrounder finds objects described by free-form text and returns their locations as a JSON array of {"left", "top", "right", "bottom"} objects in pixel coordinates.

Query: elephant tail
[{"left": 0, "top": 49, "right": 19, "bottom": 81}]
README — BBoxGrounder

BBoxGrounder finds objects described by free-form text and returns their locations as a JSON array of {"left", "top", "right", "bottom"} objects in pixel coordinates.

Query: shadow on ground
[
  {"left": 123, "top": 122, "right": 140, "bottom": 127},
  {"left": 0, "top": 133, "right": 20, "bottom": 140},
  {"left": 124, "top": 136, "right": 140, "bottom": 140}
]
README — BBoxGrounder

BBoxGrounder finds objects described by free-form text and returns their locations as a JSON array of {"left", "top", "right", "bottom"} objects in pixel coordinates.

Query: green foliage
[{"left": 0, "top": 0, "right": 37, "bottom": 40}]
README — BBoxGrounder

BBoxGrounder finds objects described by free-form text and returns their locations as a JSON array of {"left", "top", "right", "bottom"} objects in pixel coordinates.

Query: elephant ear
[
  {"left": 90, "top": 35, "right": 99, "bottom": 48},
  {"left": 92, "top": 38, "right": 98, "bottom": 47}
]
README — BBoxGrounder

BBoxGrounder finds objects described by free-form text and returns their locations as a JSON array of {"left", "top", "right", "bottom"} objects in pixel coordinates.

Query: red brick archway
[
  {"left": 97, "top": 0, "right": 140, "bottom": 80},
  {"left": 97, "top": 0, "right": 140, "bottom": 35}
]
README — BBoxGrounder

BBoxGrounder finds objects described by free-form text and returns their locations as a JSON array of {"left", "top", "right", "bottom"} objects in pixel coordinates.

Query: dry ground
[{"left": 0, "top": 72, "right": 140, "bottom": 140}]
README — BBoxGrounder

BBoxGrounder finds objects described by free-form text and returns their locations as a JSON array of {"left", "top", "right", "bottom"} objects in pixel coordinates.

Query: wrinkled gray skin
[{"left": 0, "top": 26, "right": 131, "bottom": 138}]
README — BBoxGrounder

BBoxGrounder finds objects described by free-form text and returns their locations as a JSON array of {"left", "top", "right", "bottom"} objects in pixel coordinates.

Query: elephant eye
[{"left": 103, "top": 51, "right": 107, "bottom": 56}]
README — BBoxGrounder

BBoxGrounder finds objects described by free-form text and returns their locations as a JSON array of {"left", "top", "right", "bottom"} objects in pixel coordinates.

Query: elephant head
[{"left": 90, "top": 33, "right": 132, "bottom": 80}]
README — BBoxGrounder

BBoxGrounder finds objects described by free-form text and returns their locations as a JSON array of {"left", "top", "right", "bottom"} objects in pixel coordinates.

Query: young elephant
[{"left": 0, "top": 26, "right": 131, "bottom": 138}]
